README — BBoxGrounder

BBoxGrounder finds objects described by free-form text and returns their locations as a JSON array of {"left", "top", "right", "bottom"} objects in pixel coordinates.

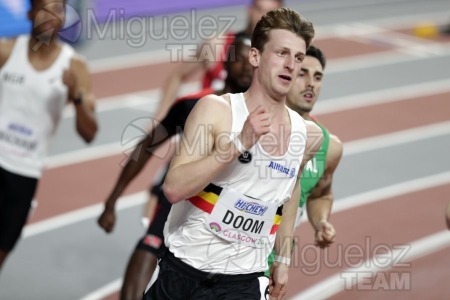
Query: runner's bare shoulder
[{"left": 0, "top": 38, "right": 18, "bottom": 68}]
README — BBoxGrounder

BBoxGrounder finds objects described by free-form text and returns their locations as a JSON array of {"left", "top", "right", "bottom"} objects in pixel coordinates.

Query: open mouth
[
  {"left": 279, "top": 75, "right": 292, "bottom": 83},
  {"left": 302, "top": 91, "right": 315, "bottom": 102}
]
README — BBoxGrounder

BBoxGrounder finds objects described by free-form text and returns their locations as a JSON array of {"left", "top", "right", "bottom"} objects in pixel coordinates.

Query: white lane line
[
  {"left": 327, "top": 37, "right": 450, "bottom": 72},
  {"left": 82, "top": 43, "right": 450, "bottom": 117},
  {"left": 343, "top": 121, "right": 450, "bottom": 156},
  {"left": 30, "top": 123, "right": 450, "bottom": 300},
  {"left": 79, "top": 171, "right": 450, "bottom": 300},
  {"left": 45, "top": 134, "right": 176, "bottom": 169},
  {"left": 22, "top": 192, "right": 147, "bottom": 238},
  {"left": 19, "top": 6, "right": 450, "bottom": 299},
  {"left": 332, "top": 171, "right": 450, "bottom": 214},
  {"left": 293, "top": 231, "right": 450, "bottom": 300},
  {"left": 314, "top": 77, "right": 450, "bottom": 115},
  {"left": 51, "top": 78, "right": 450, "bottom": 169},
  {"left": 61, "top": 82, "right": 200, "bottom": 118},
  {"left": 53, "top": 48, "right": 450, "bottom": 168},
  {"left": 35, "top": 125, "right": 450, "bottom": 239},
  {"left": 80, "top": 278, "right": 123, "bottom": 300},
  {"left": 89, "top": 49, "right": 169, "bottom": 73},
  {"left": 316, "top": 11, "right": 449, "bottom": 40},
  {"left": 67, "top": 103, "right": 450, "bottom": 300},
  {"left": 63, "top": 41, "right": 450, "bottom": 119},
  {"left": 46, "top": 141, "right": 124, "bottom": 169},
  {"left": 87, "top": 11, "right": 449, "bottom": 73}
]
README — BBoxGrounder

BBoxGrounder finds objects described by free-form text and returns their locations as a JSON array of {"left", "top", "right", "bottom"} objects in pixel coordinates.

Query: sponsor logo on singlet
[
  {"left": 234, "top": 199, "right": 268, "bottom": 216},
  {"left": 268, "top": 161, "right": 296, "bottom": 178},
  {"left": 2, "top": 72, "right": 25, "bottom": 85}
]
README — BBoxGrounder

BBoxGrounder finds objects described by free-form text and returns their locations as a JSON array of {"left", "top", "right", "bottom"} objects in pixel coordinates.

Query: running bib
[
  {"left": 206, "top": 186, "right": 278, "bottom": 248},
  {"left": 0, "top": 118, "right": 40, "bottom": 157}
]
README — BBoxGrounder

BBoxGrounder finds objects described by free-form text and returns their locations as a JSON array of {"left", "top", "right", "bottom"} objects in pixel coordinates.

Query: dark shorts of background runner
[
  {"left": 143, "top": 250, "right": 266, "bottom": 300},
  {"left": 0, "top": 166, "right": 38, "bottom": 251}
]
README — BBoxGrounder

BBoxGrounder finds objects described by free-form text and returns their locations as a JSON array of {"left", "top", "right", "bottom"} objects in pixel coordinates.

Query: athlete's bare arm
[
  {"left": 0, "top": 38, "right": 16, "bottom": 69},
  {"left": 154, "top": 37, "right": 225, "bottom": 121},
  {"left": 306, "top": 134, "right": 343, "bottom": 248},
  {"left": 98, "top": 124, "right": 172, "bottom": 233},
  {"left": 270, "top": 121, "right": 323, "bottom": 299},
  {"left": 164, "top": 96, "right": 271, "bottom": 203},
  {"left": 63, "top": 54, "right": 98, "bottom": 143},
  {"left": 270, "top": 180, "right": 300, "bottom": 300},
  {"left": 163, "top": 95, "right": 238, "bottom": 203}
]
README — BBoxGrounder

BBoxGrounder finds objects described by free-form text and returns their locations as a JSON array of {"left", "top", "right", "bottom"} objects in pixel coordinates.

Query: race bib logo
[
  {"left": 234, "top": 199, "right": 268, "bottom": 216},
  {"left": 209, "top": 222, "right": 222, "bottom": 232}
]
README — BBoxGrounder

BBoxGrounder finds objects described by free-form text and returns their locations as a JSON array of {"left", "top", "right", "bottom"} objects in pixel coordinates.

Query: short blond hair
[{"left": 251, "top": 8, "right": 315, "bottom": 52}]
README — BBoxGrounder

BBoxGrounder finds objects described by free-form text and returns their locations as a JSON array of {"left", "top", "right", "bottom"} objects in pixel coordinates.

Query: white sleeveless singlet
[
  {"left": 0, "top": 35, "right": 74, "bottom": 178},
  {"left": 164, "top": 93, "right": 307, "bottom": 274}
]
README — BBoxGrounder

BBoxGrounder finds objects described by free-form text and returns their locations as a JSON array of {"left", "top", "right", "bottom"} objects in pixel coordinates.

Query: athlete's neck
[
  {"left": 28, "top": 35, "right": 59, "bottom": 55},
  {"left": 244, "top": 86, "right": 287, "bottom": 119},
  {"left": 289, "top": 105, "right": 312, "bottom": 120}
]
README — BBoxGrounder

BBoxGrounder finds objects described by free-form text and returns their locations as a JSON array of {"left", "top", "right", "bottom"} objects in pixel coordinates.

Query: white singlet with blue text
[
  {"left": 164, "top": 92, "right": 307, "bottom": 274},
  {"left": 0, "top": 35, "right": 74, "bottom": 178}
]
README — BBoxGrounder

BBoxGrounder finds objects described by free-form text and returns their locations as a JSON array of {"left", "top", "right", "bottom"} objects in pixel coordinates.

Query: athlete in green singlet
[{"left": 266, "top": 45, "right": 343, "bottom": 275}]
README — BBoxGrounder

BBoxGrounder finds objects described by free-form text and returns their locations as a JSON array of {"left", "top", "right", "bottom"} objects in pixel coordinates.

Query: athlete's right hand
[
  {"left": 239, "top": 105, "right": 271, "bottom": 150},
  {"left": 97, "top": 206, "right": 116, "bottom": 233}
]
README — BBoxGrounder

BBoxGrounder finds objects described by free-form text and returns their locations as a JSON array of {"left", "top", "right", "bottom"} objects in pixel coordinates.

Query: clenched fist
[
  {"left": 315, "top": 220, "right": 336, "bottom": 248},
  {"left": 239, "top": 105, "right": 271, "bottom": 150}
]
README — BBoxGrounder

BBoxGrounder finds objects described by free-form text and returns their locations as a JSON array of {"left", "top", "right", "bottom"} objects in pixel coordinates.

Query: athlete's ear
[{"left": 249, "top": 47, "right": 260, "bottom": 67}]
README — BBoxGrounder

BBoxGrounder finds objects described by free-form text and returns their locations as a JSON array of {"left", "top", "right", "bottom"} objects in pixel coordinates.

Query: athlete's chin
[
  {"left": 272, "top": 85, "right": 292, "bottom": 98},
  {"left": 298, "top": 105, "right": 313, "bottom": 113}
]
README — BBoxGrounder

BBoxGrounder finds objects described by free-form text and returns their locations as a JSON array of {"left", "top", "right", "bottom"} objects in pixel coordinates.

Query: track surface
[{"left": 1, "top": 0, "right": 450, "bottom": 299}]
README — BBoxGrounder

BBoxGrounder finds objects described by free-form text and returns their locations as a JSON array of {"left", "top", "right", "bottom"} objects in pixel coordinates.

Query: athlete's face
[
  {"left": 226, "top": 42, "right": 253, "bottom": 92},
  {"left": 287, "top": 55, "right": 323, "bottom": 113},
  {"left": 252, "top": 29, "right": 306, "bottom": 98},
  {"left": 29, "top": 0, "right": 65, "bottom": 39}
]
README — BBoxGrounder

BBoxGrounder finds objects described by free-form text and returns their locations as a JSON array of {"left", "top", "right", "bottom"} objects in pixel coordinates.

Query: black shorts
[
  {"left": 136, "top": 171, "right": 172, "bottom": 255},
  {"left": 143, "top": 251, "right": 269, "bottom": 300},
  {"left": 0, "top": 166, "right": 38, "bottom": 251}
]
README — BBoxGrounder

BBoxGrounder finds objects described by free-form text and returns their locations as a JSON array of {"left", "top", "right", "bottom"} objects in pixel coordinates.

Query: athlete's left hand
[
  {"left": 315, "top": 220, "right": 336, "bottom": 248},
  {"left": 269, "top": 262, "right": 288, "bottom": 299}
]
